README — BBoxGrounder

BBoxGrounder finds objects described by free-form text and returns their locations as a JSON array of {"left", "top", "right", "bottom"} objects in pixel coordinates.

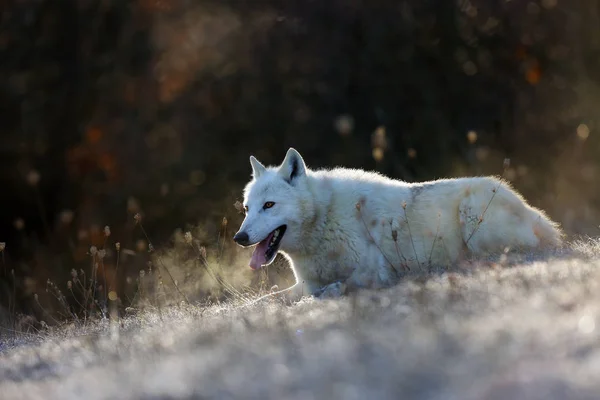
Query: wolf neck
[{"left": 287, "top": 174, "right": 334, "bottom": 258}]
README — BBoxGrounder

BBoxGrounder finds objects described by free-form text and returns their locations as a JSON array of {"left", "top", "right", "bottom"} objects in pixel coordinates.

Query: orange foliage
[
  {"left": 515, "top": 45, "right": 527, "bottom": 60},
  {"left": 526, "top": 61, "right": 541, "bottom": 85},
  {"left": 98, "top": 152, "right": 119, "bottom": 180},
  {"left": 66, "top": 144, "right": 120, "bottom": 182},
  {"left": 86, "top": 127, "right": 103, "bottom": 144},
  {"left": 159, "top": 75, "right": 188, "bottom": 103}
]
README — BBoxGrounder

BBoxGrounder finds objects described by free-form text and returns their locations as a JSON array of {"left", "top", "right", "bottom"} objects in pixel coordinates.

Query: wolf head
[{"left": 233, "top": 148, "right": 314, "bottom": 270}]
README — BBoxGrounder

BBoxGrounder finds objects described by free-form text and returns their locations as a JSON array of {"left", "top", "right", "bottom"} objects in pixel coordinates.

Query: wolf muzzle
[{"left": 233, "top": 231, "right": 250, "bottom": 246}]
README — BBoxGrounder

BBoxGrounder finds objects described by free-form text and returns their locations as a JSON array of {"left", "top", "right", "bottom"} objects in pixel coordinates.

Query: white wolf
[{"left": 234, "top": 148, "right": 562, "bottom": 299}]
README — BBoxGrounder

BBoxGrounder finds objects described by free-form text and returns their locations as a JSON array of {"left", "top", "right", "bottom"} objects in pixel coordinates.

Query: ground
[{"left": 1, "top": 241, "right": 600, "bottom": 400}]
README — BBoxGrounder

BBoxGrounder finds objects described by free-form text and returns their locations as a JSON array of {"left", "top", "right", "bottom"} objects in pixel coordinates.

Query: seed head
[
  {"left": 89, "top": 246, "right": 98, "bottom": 256},
  {"left": 334, "top": 114, "right": 354, "bottom": 136},
  {"left": 401, "top": 201, "right": 407, "bottom": 209},
  {"left": 59, "top": 210, "right": 74, "bottom": 225},
  {"left": 71, "top": 269, "right": 77, "bottom": 278},
  {"left": 200, "top": 246, "right": 207, "bottom": 259},
  {"left": 67, "top": 281, "right": 72, "bottom": 289},
  {"left": 77, "top": 229, "right": 88, "bottom": 241},
  {"left": 0, "top": 242, "right": 5, "bottom": 252},
  {"left": 34, "top": 293, "right": 39, "bottom": 301},
  {"left": 139, "top": 270, "right": 145, "bottom": 278},
  {"left": 222, "top": 217, "right": 228, "bottom": 227},
  {"left": 104, "top": 226, "right": 111, "bottom": 237},
  {"left": 115, "top": 242, "right": 121, "bottom": 251},
  {"left": 234, "top": 201, "right": 245, "bottom": 215},
  {"left": 127, "top": 197, "right": 140, "bottom": 213},
  {"left": 148, "top": 243, "right": 154, "bottom": 253},
  {"left": 134, "top": 213, "right": 142, "bottom": 224},
  {"left": 184, "top": 231, "right": 193, "bottom": 245},
  {"left": 14, "top": 218, "right": 25, "bottom": 231},
  {"left": 26, "top": 170, "right": 40, "bottom": 186},
  {"left": 467, "top": 130, "right": 478, "bottom": 144},
  {"left": 136, "top": 239, "right": 146, "bottom": 252}
]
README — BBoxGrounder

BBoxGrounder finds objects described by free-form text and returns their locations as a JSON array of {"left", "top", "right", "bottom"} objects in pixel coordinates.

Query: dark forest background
[{"left": 1, "top": 0, "right": 600, "bottom": 326}]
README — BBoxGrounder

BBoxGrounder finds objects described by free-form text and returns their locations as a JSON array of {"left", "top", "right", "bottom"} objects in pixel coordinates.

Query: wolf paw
[{"left": 316, "top": 281, "right": 347, "bottom": 299}]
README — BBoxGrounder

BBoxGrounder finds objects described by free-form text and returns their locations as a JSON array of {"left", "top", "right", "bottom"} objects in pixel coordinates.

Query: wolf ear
[
  {"left": 249, "top": 155, "right": 266, "bottom": 178},
  {"left": 278, "top": 148, "right": 306, "bottom": 184}
]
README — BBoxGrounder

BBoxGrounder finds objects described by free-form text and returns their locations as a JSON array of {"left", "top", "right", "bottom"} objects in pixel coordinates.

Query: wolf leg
[
  {"left": 458, "top": 182, "right": 558, "bottom": 254},
  {"left": 315, "top": 281, "right": 348, "bottom": 299}
]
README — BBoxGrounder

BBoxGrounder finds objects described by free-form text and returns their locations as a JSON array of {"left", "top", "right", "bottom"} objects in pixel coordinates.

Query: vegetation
[{"left": 1, "top": 1, "right": 600, "bottom": 397}]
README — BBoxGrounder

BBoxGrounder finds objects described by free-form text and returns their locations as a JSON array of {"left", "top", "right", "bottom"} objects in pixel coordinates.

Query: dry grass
[{"left": 0, "top": 239, "right": 599, "bottom": 400}]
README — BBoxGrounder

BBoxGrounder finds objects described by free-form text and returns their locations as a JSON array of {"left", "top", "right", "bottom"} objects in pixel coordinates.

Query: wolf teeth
[
  {"left": 267, "top": 228, "right": 283, "bottom": 249},
  {"left": 270, "top": 229, "right": 280, "bottom": 246}
]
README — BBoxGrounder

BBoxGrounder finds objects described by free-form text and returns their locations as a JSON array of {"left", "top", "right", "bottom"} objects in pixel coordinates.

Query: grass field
[{"left": 1, "top": 240, "right": 599, "bottom": 400}]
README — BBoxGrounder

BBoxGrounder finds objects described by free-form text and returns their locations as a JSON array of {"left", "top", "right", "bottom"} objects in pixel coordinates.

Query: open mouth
[{"left": 249, "top": 225, "right": 287, "bottom": 270}]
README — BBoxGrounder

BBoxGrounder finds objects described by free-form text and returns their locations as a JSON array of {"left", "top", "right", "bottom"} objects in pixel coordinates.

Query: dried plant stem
[
  {"left": 356, "top": 206, "right": 399, "bottom": 274},
  {"left": 112, "top": 248, "right": 121, "bottom": 291},
  {"left": 465, "top": 182, "right": 502, "bottom": 246},
  {"left": 465, "top": 161, "right": 509, "bottom": 246},
  {"left": 136, "top": 273, "right": 146, "bottom": 307},
  {"left": 76, "top": 274, "right": 88, "bottom": 323},
  {"left": 153, "top": 268, "right": 164, "bottom": 321},
  {"left": 90, "top": 254, "right": 98, "bottom": 315},
  {"left": 69, "top": 287, "right": 85, "bottom": 311},
  {"left": 102, "top": 236, "right": 108, "bottom": 303},
  {"left": 401, "top": 205, "right": 422, "bottom": 270},
  {"left": 240, "top": 283, "right": 297, "bottom": 308},
  {"left": 11, "top": 270, "right": 15, "bottom": 331},
  {"left": 75, "top": 278, "right": 87, "bottom": 298},
  {"left": 438, "top": 236, "right": 452, "bottom": 266},
  {"left": 390, "top": 223, "right": 410, "bottom": 272},
  {"left": 1, "top": 248, "right": 11, "bottom": 328},
  {"left": 136, "top": 221, "right": 189, "bottom": 304},
  {"left": 0, "top": 325, "right": 45, "bottom": 339},
  {"left": 428, "top": 214, "right": 441, "bottom": 267},
  {"left": 188, "top": 242, "right": 246, "bottom": 301},
  {"left": 46, "top": 280, "right": 74, "bottom": 319},
  {"left": 218, "top": 218, "right": 228, "bottom": 261},
  {"left": 34, "top": 295, "right": 61, "bottom": 325},
  {"left": 1, "top": 247, "right": 5, "bottom": 276}
]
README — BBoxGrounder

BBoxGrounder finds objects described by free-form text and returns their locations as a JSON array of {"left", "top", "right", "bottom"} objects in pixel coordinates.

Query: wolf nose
[{"left": 233, "top": 231, "right": 250, "bottom": 246}]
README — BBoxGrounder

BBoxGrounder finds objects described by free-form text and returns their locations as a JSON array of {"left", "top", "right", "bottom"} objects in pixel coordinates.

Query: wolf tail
[{"left": 533, "top": 210, "right": 564, "bottom": 247}]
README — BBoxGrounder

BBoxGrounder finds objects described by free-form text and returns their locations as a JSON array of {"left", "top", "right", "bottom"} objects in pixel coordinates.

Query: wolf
[{"left": 233, "top": 148, "right": 562, "bottom": 299}]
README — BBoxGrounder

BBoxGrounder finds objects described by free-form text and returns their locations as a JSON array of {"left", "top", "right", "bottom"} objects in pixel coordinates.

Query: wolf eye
[{"left": 263, "top": 201, "right": 275, "bottom": 209}]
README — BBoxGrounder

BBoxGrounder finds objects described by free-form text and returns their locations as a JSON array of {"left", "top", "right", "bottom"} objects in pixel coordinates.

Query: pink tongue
[{"left": 249, "top": 232, "right": 274, "bottom": 270}]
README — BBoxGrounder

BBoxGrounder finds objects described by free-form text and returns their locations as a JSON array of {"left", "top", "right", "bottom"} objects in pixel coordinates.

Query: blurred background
[{"left": 1, "top": 0, "right": 600, "bottom": 327}]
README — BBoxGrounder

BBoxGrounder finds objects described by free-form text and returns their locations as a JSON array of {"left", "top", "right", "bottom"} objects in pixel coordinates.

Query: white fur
[{"left": 236, "top": 148, "right": 563, "bottom": 299}]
